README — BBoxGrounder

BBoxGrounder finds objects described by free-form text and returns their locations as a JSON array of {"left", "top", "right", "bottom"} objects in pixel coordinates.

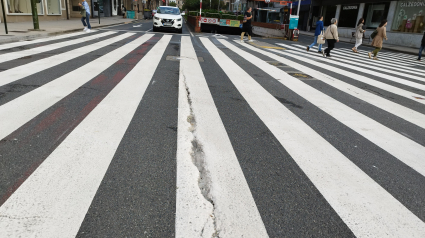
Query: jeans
[
  {"left": 309, "top": 35, "right": 322, "bottom": 51},
  {"left": 354, "top": 38, "right": 362, "bottom": 49},
  {"left": 373, "top": 47, "right": 381, "bottom": 57},
  {"left": 324, "top": 39, "right": 336, "bottom": 56},
  {"left": 419, "top": 45, "right": 425, "bottom": 60},
  {"left": 81, "top": 12, "right": 91, "bottom": 29}
]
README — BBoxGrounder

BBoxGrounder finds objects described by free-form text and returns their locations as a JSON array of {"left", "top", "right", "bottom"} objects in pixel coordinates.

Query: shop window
[
  {"left": 6, "top": 0, "right": 44, "bottom": 14},
  {"left": 391, "top": 0, "right": 425, "bottom": 33},
  {"left": 322, "top": 5, "right": 336, "bottom": 26},
  {"left": 363, "top": 2, "right": 390, "bottom": 29},
  {"left": 338, "top": 4, "right": 359, "bottom": 28},
  {"left": 47, "top": 0, "right": 61, "bottom": 14}
]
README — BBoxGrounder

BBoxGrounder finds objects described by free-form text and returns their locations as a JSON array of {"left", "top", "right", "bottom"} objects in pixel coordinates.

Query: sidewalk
[
  {"left": 299, "top": 30, "right": 419, "bottom": 55},
  {"left": 0, "top": 16, "right": 134, "bottom": 44}
]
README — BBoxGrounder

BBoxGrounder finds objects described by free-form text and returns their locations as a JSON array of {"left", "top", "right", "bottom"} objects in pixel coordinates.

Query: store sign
[
  {"left": 343, "top": 6, "right": 358, "bottom": 10},
  {"left": 201, "top": 17, "right": 219, "bottom": 24},
  {"left": 219, "top": 19, "right": 241, "bottom": 27},
  {"left": 400, "top": 1, "right": 425, "bottom": 7}
]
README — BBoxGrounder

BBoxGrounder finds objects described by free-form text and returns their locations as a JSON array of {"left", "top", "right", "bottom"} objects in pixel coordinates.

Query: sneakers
[
  {"left": 83, "top": 27, "right": 88, "bottom": 31},
  {"left": 86, "top": 29, "right": 91, "bottom": 33},
  {"left": 240, "top": 40, "right": 244, "bottom": 43},
  {"left": 321, "top": 50, "right": 325, "bottom": 57},
  {"left": 418, "top": 59, "right": 422, "bottom": 61},
  {"left": 248, "top": 40, "right": 254, "bottom": 42},
  {"left": 373, "top": 57, "right": 378, "bottom": 60},
  {"left": 368, "top": 52, "right": 372, "bottom": 59},
  {"left": 307, "top": 46, "right": 310, "bottom": 52}
]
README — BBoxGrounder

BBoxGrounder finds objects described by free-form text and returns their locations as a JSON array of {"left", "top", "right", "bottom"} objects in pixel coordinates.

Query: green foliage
[{"left": 169, "top": 2, "right": 177, "bottom": 7}]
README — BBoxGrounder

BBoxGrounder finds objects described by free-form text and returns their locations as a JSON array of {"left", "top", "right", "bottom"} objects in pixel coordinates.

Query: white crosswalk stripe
[
  {"left": 0, "top": 33, "right": 135, "bottom": 87},
  {"left": 278, "top": 43, "right": 425, "bottom": 90},
  {"left": 0, "top": 31, "right": 93, "bottom": 51},
  {"left": 292, "top": 44, "right": 425, "bottom": 76},
  {"left": 0, "top": 31, "right": 115, "bottom": 64},
  {"left": 0, "top": 34, "right": 425, "bottom": 237}
]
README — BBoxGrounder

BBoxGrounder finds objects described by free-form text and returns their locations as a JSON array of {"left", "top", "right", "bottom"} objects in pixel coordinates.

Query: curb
[
  {"left": 299, "top": 32, "right": 418, "bottom": 56},
  {"left": 0, "top": 21, "right": 132, "bottom": 45}
]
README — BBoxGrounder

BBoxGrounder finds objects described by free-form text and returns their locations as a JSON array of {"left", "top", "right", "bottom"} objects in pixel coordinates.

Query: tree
[{"left": 169, "top": 1, "right": 177, "bottom": 6}]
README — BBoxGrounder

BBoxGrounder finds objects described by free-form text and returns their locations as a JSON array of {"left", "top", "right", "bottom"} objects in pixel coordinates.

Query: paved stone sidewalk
[{"left": 0, "top": 16, "right": 134, "bottom": 44}]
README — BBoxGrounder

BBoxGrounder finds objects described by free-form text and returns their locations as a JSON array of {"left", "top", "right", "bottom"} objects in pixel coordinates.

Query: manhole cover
[
  {"left": 267, "top": 61, "right": 286, "bottom": 67},
  {"left": 288, "top": 72, "right": 313, "bottom": 79}
]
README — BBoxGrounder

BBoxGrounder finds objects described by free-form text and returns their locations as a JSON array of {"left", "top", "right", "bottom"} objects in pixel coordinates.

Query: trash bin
[
  {"left": 144, "top": 11, "right": 152, "bottom": 19},
  {"left": 127, "top": 11, "right": 135, "bottom": 19}
]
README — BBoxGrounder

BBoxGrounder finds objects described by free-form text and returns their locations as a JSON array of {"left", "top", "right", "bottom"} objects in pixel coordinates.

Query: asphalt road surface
[{"left": 0, "top": 19, "right": 425, "bottom": 238}]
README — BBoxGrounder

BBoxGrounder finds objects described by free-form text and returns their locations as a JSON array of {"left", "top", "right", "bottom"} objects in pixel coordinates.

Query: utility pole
[
  {"left": 297, "top": 0, "right": 301, "bottom": 16},
  {"left": 30, "top": 0, "right": 40, "bottom": 30},
  {"left": 1, "top": 0, "right": 8, "bottom": 34}
]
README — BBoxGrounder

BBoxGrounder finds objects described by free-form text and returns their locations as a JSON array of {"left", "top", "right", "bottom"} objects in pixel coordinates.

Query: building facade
[{"left": 309, "top": 0, "right": 425, "bottom": 47}]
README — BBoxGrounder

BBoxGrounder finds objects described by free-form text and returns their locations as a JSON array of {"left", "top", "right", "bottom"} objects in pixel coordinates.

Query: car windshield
[{"left": 157, "top": 7, "right": 180, "bottom": 15}]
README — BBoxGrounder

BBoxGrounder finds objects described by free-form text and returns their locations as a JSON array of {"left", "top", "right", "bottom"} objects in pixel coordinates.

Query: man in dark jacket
[
  {"left": 307, "top": 16, "right": 324, "bottom": 53},
  {"left": 418, "top": 32, "right": 425, "bottom": 61}
]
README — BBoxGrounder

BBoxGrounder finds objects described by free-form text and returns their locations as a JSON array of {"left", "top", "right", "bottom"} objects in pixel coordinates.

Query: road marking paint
[
  {"left": 221, "top": 40, "right": 425, "bottom": 130},
  {"left": 176, "top": 36, "right": 268, "bottom": 237},
  {"left": 0, "top": 34, "right": 154, "bottom": 140},
  {"left": 202, "top": 37, "right": 425, "bottom": 238},
  {"left": 0, "top": 33, "right": 135, "bottom": 87},
  {"left": 305, "top": 45, "right": 423, "bottom": 67},
  {"left": 0, "top": 31, "right": 93, "bottom": 51},
  {"left": 279, "top": 43, "right": 425, "bottom": 90},
  {"left": 0, "top": 34, "right": 171, "bottom": 238},
  {"left": 227, "top": 39, "right": 425, "bottom": 177},
  {"left": 264, "top": 45, "right": 425, "bottom": 105},
  {"left": 290, "top": 44, "right": 425, "bottom": 76},
  {"left": 0, "top": 31, "right": 116, "bottom": 64}
]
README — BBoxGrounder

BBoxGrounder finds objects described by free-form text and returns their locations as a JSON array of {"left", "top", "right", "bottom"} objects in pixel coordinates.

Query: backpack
[{"left": 80, "top": 6, "right": 86, "bottom": 17}]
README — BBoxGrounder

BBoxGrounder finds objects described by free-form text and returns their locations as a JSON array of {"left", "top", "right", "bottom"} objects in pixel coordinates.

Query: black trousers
[
  {"left": 242, "top": 25, "right": 252, "bottom": 36},
  {"left": 324, "top": 39, "right": 336, "bottom": 56}
]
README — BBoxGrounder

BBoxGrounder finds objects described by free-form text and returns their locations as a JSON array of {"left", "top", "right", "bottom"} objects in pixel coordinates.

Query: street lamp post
[
  {"left": 30, "top": 0, "right": 40, "bottom": 30},
  {"left": 1, "top": 0, "right": 8, "bottom": 34}
]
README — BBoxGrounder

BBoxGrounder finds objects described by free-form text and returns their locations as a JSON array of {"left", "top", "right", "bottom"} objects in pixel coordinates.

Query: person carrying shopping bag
[
  {"left": 368, "top": 19, "right": 388, "bottom": 60},
  {"left": 352, "top": 18, "right": 365, "bottom": 53},
  {"left": 307, "top": 16, "right": 324, "bottom": 53},
  {"left": 322, "top": 18, "right": 339, "bottom": 58}
]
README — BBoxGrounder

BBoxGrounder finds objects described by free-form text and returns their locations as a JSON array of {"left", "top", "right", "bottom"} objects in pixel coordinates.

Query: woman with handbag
[
  {"left": 240, "top": 7, "right": 253, "bottom": 42},
  {"left": 368, "top": 19, "right": 388, "bottom": 60},
  {"left": 352, "top": 18, "right": 365, "bottom": 53},
  {"left": 307, "top": 16, "right": 324, "bottom": 53},
  {"left": 322, "top": 18, "right": 339, "bottom": 58}
]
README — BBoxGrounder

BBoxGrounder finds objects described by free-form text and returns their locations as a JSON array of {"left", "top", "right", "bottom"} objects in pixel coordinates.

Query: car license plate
[{"left": 163, "top": 22, "right": 172, "bottom": 26}]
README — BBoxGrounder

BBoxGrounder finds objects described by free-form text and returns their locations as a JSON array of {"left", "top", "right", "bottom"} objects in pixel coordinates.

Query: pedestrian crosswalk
[{"left": 0, "top": 31, "right": 425, "bottom": 237}]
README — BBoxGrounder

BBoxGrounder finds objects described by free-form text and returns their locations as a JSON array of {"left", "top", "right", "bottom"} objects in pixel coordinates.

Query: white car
[{"left": 153, "top": 6, "right": 183, "bottom": 33}]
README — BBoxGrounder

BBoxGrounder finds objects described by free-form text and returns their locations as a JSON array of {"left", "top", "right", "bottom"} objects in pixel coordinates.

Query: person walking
[
  {"left": 307, "top": 16, "right": 324, "bottom": 53},
  {"left": 368, "top": 19, "right": 388, "bottom": 60},
  {"left": 352, "top": 18, "right": 365, "bottom": 53},
  {"left": 322, "top": 18, "right": 339, "bottom": 58},
  {"left": 79, "top": 0, "right": 91, "bottom": 33},
  {"left": 122, "top": 5, "right": 127, "bottom": 18},
  {"left": 418, "top": 31, "right": 425, "bottom": 61},
  {"left": 241, "top": 7, "right": 253, "bottom": 43}
]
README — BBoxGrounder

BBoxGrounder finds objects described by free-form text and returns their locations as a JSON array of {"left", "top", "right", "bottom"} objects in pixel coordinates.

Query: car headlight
[
  {"left": 155, "top": 17, "right": 161, "bottom": 20},
  {"left": 177, "top": 18, "right": 182, "bottom": 21}
]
